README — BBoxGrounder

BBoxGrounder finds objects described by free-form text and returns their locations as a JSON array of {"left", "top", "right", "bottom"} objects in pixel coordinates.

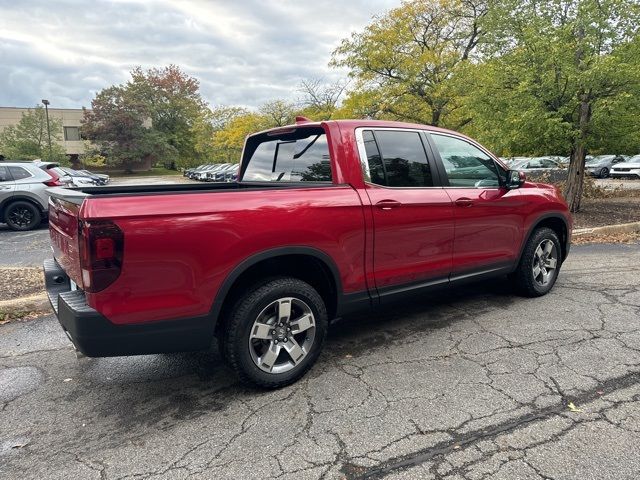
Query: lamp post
[{"left": 41, "top": 99, "right": 52, "bottom": 160}]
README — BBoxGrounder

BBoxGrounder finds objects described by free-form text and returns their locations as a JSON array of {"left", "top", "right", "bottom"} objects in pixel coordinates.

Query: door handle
[
  {"left": 455, "top": 198, "right": 474, "bottom": 207},
  {"left": 375, "top": 199, "right": 402, "bottom": 210}
]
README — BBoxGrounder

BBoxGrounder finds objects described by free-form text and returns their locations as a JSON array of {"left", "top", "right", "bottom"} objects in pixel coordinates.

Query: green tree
[
  {"left": 128, "top": 65, "right": 212, "bottom": 168},
  {"left": 82, "top": 66, "right": 215, "bottom": 171},
  {"left": 82, "top": 85, "right": 174, "bottom": 172},
  {"left": 332, "top": 0, "right": 488, "bottom": 127},
  {"left": 0, "top": 106, "right": 68, "bottom": 163},
  {"left": 467, "top": 0, "right": 640, "bottom": 211},
  {"left": 211, "top": 111, "right": 269, "bottom": 161}
]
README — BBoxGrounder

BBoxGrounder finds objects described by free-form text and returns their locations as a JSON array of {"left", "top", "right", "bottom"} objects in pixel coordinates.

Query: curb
[
  {"left": 573, "top": 221, "right": 640, "bottom": 237},
  {"left": 0, "top": 293, "right": 51, "bottom": 321}
]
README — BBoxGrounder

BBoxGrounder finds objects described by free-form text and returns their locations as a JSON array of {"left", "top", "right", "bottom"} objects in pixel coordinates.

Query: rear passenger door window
[
  {"left": 362, "top": 130, "right": 434, "bottom": 187},
  {"left": 8, "top": 166, "right": 32, "bottom": 180},
  {"left": 430, "top": 134, "right": 501, "bottom": 188}
]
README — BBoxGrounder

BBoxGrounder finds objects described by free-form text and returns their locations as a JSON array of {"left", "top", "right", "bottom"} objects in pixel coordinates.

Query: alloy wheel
[
  {"left": 532, "top": 239, "right": 558, "bottom": 287},
  {"left": 8, "top": 206, "right": 34, "bottom": 228},
  {"left": 248, "top": 297, "right": 316, "bottom": 374}
]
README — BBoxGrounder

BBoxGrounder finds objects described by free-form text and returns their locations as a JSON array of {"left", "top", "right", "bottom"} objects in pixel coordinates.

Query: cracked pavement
[{"left": 1, "top": 243, "right": 639, "bottom": 479}]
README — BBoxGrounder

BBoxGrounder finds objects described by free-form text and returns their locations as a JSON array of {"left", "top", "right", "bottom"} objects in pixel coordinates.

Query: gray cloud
[{"left": 0, "top": 0, "right": 400, "bottom": 109}]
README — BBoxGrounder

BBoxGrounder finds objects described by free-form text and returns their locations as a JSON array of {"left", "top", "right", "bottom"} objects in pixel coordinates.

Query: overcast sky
[{"left": 0, "top": 0, "right": 400, "bottom": 110}]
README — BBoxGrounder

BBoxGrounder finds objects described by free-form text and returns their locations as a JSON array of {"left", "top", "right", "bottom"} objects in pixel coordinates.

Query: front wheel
[
  {"left": 222, "top": 277, "right": 328, "bottom": 388},
  {"left": 599, "top": 167, "right": 609, "bottom": 178},
  {"left": 512, "top": 227, "right": 562, "bottom": 297}
]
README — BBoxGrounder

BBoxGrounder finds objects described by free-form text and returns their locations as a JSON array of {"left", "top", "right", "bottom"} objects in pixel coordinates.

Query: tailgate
[{"left": 48, "top": 188, "right": 88, "bottom": 288}]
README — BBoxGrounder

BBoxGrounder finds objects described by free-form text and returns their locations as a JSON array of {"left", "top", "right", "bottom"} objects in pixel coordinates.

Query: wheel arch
[
  {"left": 0, "top": 195, "right": 47, "bottom": 219},
  {"left": 211, "top": 247, "right": 343, "bottom": 335},
  {"left": 519, "top": 213, "right": 570, "bottom": 265}
]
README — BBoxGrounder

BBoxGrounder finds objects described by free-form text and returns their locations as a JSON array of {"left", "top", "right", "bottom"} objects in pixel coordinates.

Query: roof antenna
[{"left": 295, "top": 116, "right": 312, "bottom": 124}]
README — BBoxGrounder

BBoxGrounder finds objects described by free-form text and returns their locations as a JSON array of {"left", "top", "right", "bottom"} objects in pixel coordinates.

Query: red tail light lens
[
  {"left": 78, "top": 221, "right": 124, "bottom": 293},
  {"left": 44, "top": 171, "right": 64, "bottom": 187}
]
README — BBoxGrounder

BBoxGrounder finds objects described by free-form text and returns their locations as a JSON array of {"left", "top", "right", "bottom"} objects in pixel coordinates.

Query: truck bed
[{"left": 48, "top": 181, "right": 322, "bottom": 203}]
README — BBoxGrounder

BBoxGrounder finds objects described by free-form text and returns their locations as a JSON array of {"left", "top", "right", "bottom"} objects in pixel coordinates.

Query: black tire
[
  {"left": 599, "top": 167, "right": 609, "bottom": 178},
  {"left": 512, "top": 227, "right": 562, "bottom": 297},
  {"left": 4, "top": 201, "right": 42, "bottom": 231},
  {"left": 222, "top": 277, "right": 328, "bottom": 388}
]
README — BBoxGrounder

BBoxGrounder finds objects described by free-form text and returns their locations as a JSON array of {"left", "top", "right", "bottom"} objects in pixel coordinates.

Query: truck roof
[{"left": 253, "top": 118, "right": 473, "bottom": 141}]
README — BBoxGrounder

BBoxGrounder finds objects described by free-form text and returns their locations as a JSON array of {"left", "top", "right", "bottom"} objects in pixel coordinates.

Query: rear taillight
[
  {"left": 44, "top": 171, "right": 64, "bottom": 186},
  {"left": 78, "top": 220, "right": 124, "bottom": 293}
]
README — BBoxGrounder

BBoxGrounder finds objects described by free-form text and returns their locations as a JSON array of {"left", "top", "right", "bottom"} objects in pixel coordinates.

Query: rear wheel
[
  {"left": 4, "top": 201, "right": 41, "bottom": 231},
  {"left": 222, "top": 277, "right": 328, "bottom": 388},
  {"left": 512, "top": 227, "right": 562, "bottom": 297}
]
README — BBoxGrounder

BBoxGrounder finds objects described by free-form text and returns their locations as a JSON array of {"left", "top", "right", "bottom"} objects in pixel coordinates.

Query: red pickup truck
[{"left": 44, "top": 118, "right": 571, "bottom": 387}]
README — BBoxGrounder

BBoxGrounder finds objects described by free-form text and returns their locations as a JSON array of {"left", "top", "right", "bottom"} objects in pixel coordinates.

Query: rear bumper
[{"left": 43, "top": 258, "right": 215, "bottom": 357}]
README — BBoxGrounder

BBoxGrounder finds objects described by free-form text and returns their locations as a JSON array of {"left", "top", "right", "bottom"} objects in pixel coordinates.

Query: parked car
[
  {"left": 185, "top": 164, "right": 208, "bottom": 179},
  {"left": 0, "top": 162, "right": 56, "bottom": 230},
  {"left": 44, "top": 118, "right": 572, "bottom": 388},
  {"left": 224, "top": 164, "right": 239, "bottom": 182},
  {"left": 78, "top": 169, "right": 110, "bottom": 185},
  {"left": 511, "top": 157, "right": 564, "bottom": 171},
  {"left": 50, "top": 167, "right": 105, "bottom": 187},
  {"left": 610, "top": 155, "right": 640, "bottom": 179},
  {"left": 192, "top": 164, "right": 218, "bottom": 181},
  {"left": 212, "top": 164, "right": 238, "bottom": 182},
  {"left": 500, "top": 156, "right": 530, "bottom": 167},
  {"left": 585, "top": 155, "right": 626, "bottom": 178},
  {"left": 189, "top": 164, "right": 213, "bottom": 180},
  {"left": 203, "top": 163, "right": 231, "bottom": 181}
]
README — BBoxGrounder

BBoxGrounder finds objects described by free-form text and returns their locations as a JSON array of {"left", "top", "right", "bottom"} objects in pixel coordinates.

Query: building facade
[{"left": 0, "top": 106, "right": 87, "bottom": 159}]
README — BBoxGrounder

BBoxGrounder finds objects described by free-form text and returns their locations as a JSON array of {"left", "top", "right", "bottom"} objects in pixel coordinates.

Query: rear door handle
[
  {"left": 455, "top": 198, "right": 473, "bottom": 207},
  {"left": 375, "top": 199, "right": 402, "bottom": 210}
]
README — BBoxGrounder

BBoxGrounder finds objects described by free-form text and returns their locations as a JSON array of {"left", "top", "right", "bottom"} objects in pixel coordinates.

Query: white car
[
  {"left": 511, "top": 157, "right": 564, "bottom": 171},
  {"left": 610, "top": 155, "right": 640, "bottom": 179}
]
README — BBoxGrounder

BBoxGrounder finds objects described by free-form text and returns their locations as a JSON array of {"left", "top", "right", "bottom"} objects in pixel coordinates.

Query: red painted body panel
[
  {"left": 48, "top": 119, "right": 572, "bottom": 329},
  {"left": 445, "top": 187, "right": 524, "bottom": 273},
  {"left": 49, "top": 197, "right": 83, "bottom": 286},
  {"left": 80, "top": 186, "right": 366, "bottom": 325},
  {"left": 363, "top": 184, "right": 455, "bottom": 288}
]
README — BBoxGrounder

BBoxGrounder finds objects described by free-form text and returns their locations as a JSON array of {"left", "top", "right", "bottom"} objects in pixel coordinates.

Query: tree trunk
[
  {"left": 431, "top": 106, "right": 442, "bottom": 127},
  {"left": 564, "top": 98, "right": 591, "bottom": 213}
]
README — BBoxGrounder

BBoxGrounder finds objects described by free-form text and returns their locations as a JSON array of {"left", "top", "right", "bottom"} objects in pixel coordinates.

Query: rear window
[{"left": 241, "top": 127, "right": 332, "bottom": 182}]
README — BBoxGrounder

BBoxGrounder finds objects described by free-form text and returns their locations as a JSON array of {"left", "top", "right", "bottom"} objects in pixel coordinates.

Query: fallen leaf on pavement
[{"left": 567, "top": 402, "right": 582, "bottom": 412}]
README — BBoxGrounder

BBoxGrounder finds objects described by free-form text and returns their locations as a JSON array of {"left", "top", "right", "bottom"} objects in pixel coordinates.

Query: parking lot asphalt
[
  {"left": 0, "top": 224, "right": 50, "bottom": 267},
  {"left": 1, "top": 243, "right": 639, "bottom": 479}
]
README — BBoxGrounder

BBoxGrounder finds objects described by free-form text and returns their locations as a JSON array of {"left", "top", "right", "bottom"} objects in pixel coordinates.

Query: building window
[{"left": 64, "top": 126, "right": 81, "bottom": 141}]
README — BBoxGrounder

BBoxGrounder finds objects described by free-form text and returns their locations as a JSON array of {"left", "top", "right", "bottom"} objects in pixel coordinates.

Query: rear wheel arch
[
  {"left": 0, "top": 195, "right": 47, "bottom": 217},
  {"left": 212, "top": 247, "right": 342, "bottom": 336}
]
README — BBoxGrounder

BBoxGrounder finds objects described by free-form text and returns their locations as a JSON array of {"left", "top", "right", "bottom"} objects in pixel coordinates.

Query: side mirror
[{"left": 506, "top": 170, "right": 526, "bottom": 189}]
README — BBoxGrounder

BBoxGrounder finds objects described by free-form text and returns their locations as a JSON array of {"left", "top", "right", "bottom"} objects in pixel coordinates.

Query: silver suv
[{"left": 0, "top": 162, "right": 55, "bottom": 230}]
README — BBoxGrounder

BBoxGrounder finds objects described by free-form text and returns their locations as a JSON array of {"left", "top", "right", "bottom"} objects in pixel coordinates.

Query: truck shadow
[
  {"left": 326, "top": 277, "right": 516, "bottom": 356},
  {"left": 77, "top": 276, "right": 518, "bottom": 437}
]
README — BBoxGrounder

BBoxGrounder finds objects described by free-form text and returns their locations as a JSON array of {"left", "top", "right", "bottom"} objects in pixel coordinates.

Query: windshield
[
  {"left": 241, "top": 127, "right": 332, "bottom": 182},
  {"left": 627, "top": 155, "right": 640, "bottom": 164}
]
